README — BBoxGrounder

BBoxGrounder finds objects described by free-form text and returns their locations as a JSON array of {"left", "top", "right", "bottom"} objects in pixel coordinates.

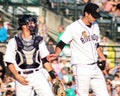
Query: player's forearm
[
  {"left": 44, "top": 62, "right": 53, "bottom": 72},
  {"left": 54, "top": 47, "right": 62, "bottom": 57},
  {"left": 43, "top": 61, "right": 57, "bottom": 79},
  {"left": 97, "top": 47, "right": 106, "bottom": 61},
  {"left": 7, "top": 64, "right": 19, "bottom": 78}
]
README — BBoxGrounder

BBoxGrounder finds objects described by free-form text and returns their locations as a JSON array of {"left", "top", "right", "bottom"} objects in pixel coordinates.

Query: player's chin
[
  {"left": 91, "top": 18, "right": 96, "bottom": 23},
  {"left": 91, "top": 20, "right": 95, "bottom": 23}
]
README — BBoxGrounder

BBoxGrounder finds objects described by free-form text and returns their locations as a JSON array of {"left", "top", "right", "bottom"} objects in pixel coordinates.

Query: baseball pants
[
  {"left": 15, "top": 69, "right": 54, "bottom": 96},
  {"left": 72, "top": 64, "right": 109, "bottom": 96}
]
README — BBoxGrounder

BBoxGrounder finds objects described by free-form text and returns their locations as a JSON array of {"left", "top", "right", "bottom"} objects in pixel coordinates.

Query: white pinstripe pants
[{"left": 72, "top": 64, "right": 109, "bottom": 96}]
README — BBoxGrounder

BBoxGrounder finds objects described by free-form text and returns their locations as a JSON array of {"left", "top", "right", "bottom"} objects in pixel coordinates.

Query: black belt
[
  {"left": 18, "top": 69, "right": 39, "bottom": 74},
  {"left": 87, "top": 62, "right": 97, "bottom": 65}
]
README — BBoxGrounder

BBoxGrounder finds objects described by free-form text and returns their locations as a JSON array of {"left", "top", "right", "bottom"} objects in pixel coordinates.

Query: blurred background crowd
[{"left": 0, "top": 0, "right": 120, "bottom": 96}]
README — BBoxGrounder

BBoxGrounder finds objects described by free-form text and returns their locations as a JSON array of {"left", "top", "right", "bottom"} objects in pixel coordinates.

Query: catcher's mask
[{"left": 18, "top": 14, "right": 38, "bottom": 35}]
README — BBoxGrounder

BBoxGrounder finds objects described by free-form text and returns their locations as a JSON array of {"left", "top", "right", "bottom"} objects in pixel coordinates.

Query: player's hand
[
  {"left": 15, "top": 74, "right": 29, "bottom": 85},
  {"left": 47, "top": 54, "right": 58, "bottom": 61}
]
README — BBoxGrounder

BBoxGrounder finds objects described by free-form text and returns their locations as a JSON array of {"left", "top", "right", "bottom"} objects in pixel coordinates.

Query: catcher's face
[
  {"left": 26, "top": 21, "right": 37, "bottom": 35},
  {"left": 26, "top": 21, "right": 36, "bottom": 28},
  {"left": 27, "top": 20, "right": 35, "bottom": 25}
]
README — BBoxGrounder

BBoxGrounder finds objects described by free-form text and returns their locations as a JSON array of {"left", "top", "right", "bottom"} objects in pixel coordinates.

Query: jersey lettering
[{"left": 80, "top": 34, "right": 98, "bottom": 44}]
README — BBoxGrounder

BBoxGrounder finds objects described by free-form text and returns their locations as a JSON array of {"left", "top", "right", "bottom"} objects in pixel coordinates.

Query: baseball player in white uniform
[
  {"left": 4, "top": 15, "right": 56, "bottom": 96},
  {"left": 50, "top": 3, "right": 109, "bottom": 96}
]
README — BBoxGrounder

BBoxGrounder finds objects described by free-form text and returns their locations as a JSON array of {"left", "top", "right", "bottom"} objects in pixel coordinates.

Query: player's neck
[
  {"left": 81, "top": 17, "right": 91, "bottom": 27},
  {"left": 22, "top": 30, "right": 31, "bottom": 39}
]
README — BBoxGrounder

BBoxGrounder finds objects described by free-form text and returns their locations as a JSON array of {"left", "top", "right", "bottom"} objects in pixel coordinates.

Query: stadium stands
[{"left": 0, "top": 0, "right": 120, "bottom": 64}]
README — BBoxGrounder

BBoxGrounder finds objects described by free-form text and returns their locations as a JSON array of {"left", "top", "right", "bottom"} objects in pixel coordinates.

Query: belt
[
  {"left": 71, "top": 62, "right": 97, "bottom": 67},
  {"left": 18, "top": 69, "right": 39, "bottom": 74},
  {"left": 87, "top": 62, "right": 97, "bottom": 65}
]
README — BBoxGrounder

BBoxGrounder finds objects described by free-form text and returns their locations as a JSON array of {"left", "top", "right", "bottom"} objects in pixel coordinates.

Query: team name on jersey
[{"left": 80, "top": 34, "right": 98, "bottom": 44}]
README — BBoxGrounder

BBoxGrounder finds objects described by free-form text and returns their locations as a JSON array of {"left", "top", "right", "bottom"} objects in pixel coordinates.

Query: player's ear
[{"left": 85, "top": 12, "right": 89, "bottom": 17}]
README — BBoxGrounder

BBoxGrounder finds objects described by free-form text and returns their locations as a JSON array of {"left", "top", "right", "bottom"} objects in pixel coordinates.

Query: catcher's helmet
[{"left": 18, "top": 14, "right": 37, "bottom": 30}]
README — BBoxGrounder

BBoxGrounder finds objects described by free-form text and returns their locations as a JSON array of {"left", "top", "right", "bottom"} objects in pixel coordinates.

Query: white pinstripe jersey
[
  {"left": 60, "top": 19, "right": 100, "bottom": 65},
  {"left": 4, "top": 37, "right": 49, "bottom": 71}
]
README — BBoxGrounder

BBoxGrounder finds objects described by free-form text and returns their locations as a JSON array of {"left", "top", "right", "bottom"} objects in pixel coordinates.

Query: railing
[
  {"left": 0, "top": 0, "right": 120, "bottom": 43},
  {"left": 0, "top": 0, "right": 40, "bottom": 6},
  {"left": 0, "top": 8, "right": 18, "bottom": 29},
  {"left": 100, "top": 45, "right": 120, "bottom": 68},
  {"left": 0, "top": 0, "right": 38, "bottom": 29}
]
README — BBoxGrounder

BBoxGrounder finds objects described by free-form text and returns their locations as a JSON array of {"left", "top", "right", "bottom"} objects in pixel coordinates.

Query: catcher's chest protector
[{"left": 14, "top": 35, "right": 43, "bottom": 69}]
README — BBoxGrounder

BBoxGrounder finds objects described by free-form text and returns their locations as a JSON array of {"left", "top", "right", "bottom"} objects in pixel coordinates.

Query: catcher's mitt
[{"left": 52, "top": 80, "right": 66, "bottom": 96}]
